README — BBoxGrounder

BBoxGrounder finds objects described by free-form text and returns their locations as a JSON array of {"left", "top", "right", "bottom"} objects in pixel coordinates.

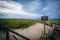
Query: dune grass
[
  {"left": 48, "top": 19, "right": 60, "bottom": 23},
  {"left": 0, "top": 19, "right": 60, "bottom": 30},
  {"left": 0, "top": 19, "right": 40, "bottom": 30}
]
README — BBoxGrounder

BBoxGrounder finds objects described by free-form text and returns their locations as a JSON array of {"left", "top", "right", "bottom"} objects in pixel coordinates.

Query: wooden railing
[
  {"left": 1, "top": 23, "right": 59, "bottom": 40},
  {"left": 4, "top": 25, "right": 30, "bottom": 40}
]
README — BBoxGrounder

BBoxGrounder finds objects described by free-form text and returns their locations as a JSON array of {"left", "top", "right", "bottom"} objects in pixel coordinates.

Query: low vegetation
[
  {"left": 0, "top": 19, "right": 60, "bottom": 30},
  {"left": 0, "top": 19, "right": 41, "bottom": 30},
  {"left": 47, "top": 19, "right": 60, "bottom": 27},
  {"left": 48, "top": 19, "right": 60, "bottom": 23}
]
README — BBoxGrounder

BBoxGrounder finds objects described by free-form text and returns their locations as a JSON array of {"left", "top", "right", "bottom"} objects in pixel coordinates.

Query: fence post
[
  {"left": 6, "top": 29, "right": 9, "bottom": 40},
  {"left": 5, "top": 25, "right": 9, "bottom": 40}
]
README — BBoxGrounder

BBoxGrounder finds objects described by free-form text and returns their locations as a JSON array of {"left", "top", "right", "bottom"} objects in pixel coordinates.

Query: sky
[{"left": 0, "top": 0, "right": 60, "bottom": 19}]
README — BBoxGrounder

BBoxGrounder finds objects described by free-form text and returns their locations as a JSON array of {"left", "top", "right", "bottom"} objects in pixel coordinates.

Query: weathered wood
[
  {"left": 13, "top": 35, "right": 18, "bottom": 40},
  {"left": 4, "top": 26, "right": 30, "bottom": 40},
  {"left": 5, "top": 28, "right": 9, "bottom": 40}
]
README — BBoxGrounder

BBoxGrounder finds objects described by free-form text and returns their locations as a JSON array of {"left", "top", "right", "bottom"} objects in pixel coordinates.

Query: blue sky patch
[{"left": 0, "top": 0, "right": 60, "bottom": 19}]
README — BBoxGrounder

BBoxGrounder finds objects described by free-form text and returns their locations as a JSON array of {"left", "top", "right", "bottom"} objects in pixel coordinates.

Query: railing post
[
  {"left": 5, "top": 25, "right": 9, "bottom": 40},
  {"left": 6, "top": 29, "right": 9, "bottom": 40}
]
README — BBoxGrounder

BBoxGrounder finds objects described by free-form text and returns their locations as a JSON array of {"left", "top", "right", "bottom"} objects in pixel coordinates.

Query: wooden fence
[
  {"left": 0, "top": 23, "right": 60, "bottom": 40},
  {"left": 4, "top": 25, "right": 30, "bottom": 40}
]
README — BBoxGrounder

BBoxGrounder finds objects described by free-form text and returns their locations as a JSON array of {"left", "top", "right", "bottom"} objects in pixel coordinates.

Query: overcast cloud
[{"left": 0, "top": 0, "right": 60, "bottom": 19}]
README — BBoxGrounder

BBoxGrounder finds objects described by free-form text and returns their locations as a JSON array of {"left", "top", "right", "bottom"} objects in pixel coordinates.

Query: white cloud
[
  {"left": 28, "top": 0, "right": 40, "bottom": 11},
  {"left": 23, "top": 0, "right": 41, "bottom": 13},
  {"left": 43, "top": 0, "right": 60, "bottom": 14},
  {"left": 0, "top": 1, "right": 40, "bottom": 19},
  {"left": 42, "top": 0, "right": 60, "bottom": 19}
]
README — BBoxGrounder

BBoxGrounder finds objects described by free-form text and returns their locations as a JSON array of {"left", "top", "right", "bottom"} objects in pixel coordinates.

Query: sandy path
[{"left": 10, "top": 23, "right": 53, "bottom": 40}]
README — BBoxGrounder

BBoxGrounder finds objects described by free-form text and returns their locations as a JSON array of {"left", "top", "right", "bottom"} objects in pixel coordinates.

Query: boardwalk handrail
[{"left": 4, "top": 26, "right": 30, "bottom": 40}]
